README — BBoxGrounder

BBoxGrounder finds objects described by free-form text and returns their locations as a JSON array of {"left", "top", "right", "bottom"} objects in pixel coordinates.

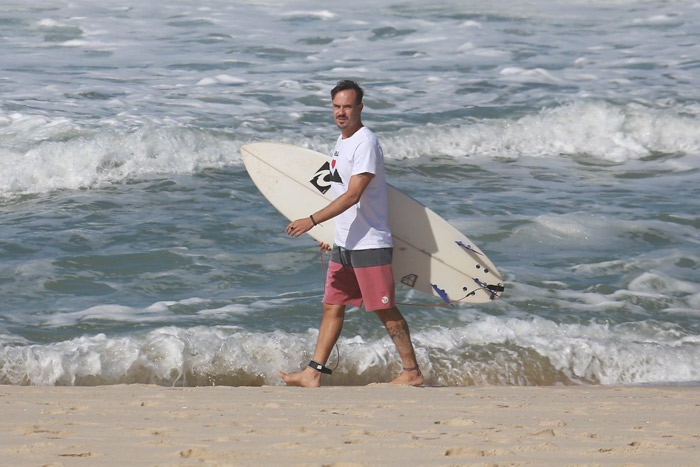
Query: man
[{"left": 279, "top": 80, "right": 423, "bottom": 387}]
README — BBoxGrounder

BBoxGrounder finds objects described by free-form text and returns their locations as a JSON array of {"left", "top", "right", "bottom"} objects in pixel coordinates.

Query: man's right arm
[{"left": 285, "top": 172, "right": 374, "bottom": 238}]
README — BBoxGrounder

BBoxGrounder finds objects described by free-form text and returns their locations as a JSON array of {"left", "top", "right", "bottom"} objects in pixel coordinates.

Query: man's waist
[{"left": 331, "top": 245, "right": 393, "bottom": 268}]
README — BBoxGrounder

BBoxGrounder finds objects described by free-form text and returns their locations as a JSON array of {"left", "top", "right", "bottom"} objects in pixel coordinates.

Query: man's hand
[
  {"left": 286, "top": 217, "right": 314, "bottom": 237},
  {"left": 285, "top": 173, "right": 373, "bottom": 240}
]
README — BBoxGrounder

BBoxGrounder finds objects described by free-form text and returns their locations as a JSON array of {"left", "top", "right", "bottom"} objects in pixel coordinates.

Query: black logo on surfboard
[
  {"left": 310, "top": 159, "right": 342, "bottom": 194},
  {"left": 401, "top": 274, "right": 418, "bottom": 288}
]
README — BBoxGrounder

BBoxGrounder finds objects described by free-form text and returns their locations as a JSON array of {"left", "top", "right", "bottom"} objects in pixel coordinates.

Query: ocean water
[{"left": 1, "top": 0, "right": 699, "bottom": 387}]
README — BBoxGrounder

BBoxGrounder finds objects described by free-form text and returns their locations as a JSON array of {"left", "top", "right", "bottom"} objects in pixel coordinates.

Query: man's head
[
  {"left": 331, "top": 80, "right": 364, "bottom": 137},
  {"left": 331, "top": 80, "right": 364, "bottom": 104}
]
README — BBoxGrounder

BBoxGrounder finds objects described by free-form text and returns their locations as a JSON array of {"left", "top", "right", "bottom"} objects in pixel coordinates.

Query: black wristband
[
  {"left": 308, "top": 359, "right": 332, "bottom": 375},
  {"left": 310, "top": 214, "right": 318, "bottom": 226}
]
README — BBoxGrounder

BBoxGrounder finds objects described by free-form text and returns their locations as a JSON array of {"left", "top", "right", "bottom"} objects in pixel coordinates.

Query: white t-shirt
[{"left": 331, "top": 127, "right": 392, "bottom": 250}]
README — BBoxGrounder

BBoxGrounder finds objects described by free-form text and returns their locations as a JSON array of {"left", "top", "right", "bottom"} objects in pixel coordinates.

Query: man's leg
[
  {"left": 279, "top": 303, "right": 345, "bottom": 387},
  {"left": 374, "top": 306, "right": 424, "bottom": 386}
]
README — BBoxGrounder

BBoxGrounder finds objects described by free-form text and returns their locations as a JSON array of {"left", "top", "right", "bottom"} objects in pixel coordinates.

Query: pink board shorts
[{"left": 323, "top": 246, "right": 396, "bottom": 312}]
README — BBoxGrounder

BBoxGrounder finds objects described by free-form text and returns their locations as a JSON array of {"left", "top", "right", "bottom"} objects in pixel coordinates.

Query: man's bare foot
[
  {"left": 391, "top": 368, "right": 424, "bottom": 386},
  {"left": 278, "top": 368, "right": 322, "bottom": 387}
]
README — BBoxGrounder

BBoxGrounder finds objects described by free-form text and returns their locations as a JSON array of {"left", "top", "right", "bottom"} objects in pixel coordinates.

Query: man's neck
[{"left": 341, "top": 123, "right": 363, "bottom": 139}]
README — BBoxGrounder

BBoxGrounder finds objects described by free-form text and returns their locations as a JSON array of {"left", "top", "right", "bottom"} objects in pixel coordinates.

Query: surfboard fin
[
  {"left": 473, "top": 278, "right": 504, "bottom": 300},
  {"left": 431, "top": 284, "right": 450, "bottom": 303},
  {"left": 456, "top": 240, "right": 484, "bottom": 256}
]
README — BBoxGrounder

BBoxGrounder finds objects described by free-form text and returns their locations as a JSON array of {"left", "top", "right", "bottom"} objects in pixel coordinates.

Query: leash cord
[{"left": 396, "top": 294, "right": 470, "bottom": 307}]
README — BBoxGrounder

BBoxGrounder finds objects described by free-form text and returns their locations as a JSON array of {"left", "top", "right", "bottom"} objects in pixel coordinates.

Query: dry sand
[{"left": 1, "top": 384, "right": 698, "bottom": 466}]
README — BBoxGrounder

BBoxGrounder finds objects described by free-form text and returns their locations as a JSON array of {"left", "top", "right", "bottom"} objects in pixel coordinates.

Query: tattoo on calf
[{"left": 387, "top": 321, "right": 410, "bottom": 343}]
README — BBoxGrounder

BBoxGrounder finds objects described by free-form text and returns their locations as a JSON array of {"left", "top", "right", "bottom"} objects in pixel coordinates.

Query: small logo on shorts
[{"left": 381, "top": 296, "right": 389, "bottom": 304}]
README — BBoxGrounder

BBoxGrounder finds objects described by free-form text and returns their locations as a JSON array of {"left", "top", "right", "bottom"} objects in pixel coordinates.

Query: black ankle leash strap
[{"left": 308, "top": 360, "right": 333, "bottom": 375}]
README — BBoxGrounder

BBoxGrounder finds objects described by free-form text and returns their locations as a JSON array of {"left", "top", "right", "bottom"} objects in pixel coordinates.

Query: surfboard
[{"left": 241, "top": 142, "right": 504, "bottom": 304}]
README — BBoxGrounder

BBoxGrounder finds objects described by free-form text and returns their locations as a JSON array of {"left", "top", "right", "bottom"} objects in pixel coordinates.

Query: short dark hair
[{"left": 331, "top": 80, "right": 364, "bottom": 104}]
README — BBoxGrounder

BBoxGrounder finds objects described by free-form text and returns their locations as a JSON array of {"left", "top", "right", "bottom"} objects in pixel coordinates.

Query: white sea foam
[
  {"left": 0, "top": 327, "right": 309, "bottom": 386},
  {"left": 0, "top": 113, "right": 77, "bottom": 147},
  {"left": 420, "top": 315, "right": 700, "bottom": 385},
  {"left": 529, "top": 213, "right": 617, "bottom": 243},
  {"left": 460, "top": 20, "right": 482, "bottom": 28},
  {"left": 37, "top": 19, "right": 66, "bottom": 28},
  {"left": 282, "top": 10, "right": 337, "bottom": 20},
  {"left": 385, "top": 101, "right": 700, "bottom": 163},
  {"left": 626, "top": 271, "right": 698, "bottom": 296},
  {"left": 1, "top": 316, "right": 697, "bottom": 386},
  {"left": 1, "top": 99, "right": 697, "bottom": 198},
  {"left": 499, "top": 67, "right": 561, "bottom": 83},
  {"left": 632, "top": 14, "right": 684, "bottom": 26},
  {"left": 0, "top": 120, "right": 241, "bottom": 197},
  {"left": 196, "top": 75, "right": 247, "bottom": 86}
]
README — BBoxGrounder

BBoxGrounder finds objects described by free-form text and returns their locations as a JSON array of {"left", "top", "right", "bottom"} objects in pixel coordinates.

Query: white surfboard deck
[{"left": 241, "top": 142, "right": 504, "bottom": 304}]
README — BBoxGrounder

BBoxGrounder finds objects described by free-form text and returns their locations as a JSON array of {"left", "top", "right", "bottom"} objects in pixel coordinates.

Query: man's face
[{"left": 332, "top": 89, "right": 363, "bottom": 134}]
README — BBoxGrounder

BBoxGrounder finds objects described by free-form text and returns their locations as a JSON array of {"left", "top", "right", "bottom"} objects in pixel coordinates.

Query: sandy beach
[{"left": 1, "top": 384, "right": 698, "bottom": 466}]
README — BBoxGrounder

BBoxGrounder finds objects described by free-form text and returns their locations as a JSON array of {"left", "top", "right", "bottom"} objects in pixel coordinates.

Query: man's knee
[
  {"left": 373, "top": 306, "right": 404, "bottom": 322},
  {"left": 322, "top": 303, "right": 346, "bottom": 317}
]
